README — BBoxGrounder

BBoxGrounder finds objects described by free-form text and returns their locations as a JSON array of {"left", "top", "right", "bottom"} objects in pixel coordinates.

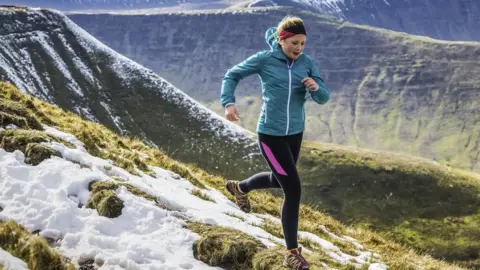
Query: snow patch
[{"left": 0, "top": 247, "right": 28, "bottom": 270}]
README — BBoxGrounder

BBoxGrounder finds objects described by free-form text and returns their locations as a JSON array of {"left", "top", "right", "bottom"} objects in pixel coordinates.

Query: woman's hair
[{"left": 277, "top": 15, "right": 305, "bottom": 33}]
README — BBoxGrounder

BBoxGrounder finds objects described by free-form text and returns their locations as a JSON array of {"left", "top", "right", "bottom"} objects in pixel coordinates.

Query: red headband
[{"left": 278, "top": 30, "right": 297, "bottom": 40}]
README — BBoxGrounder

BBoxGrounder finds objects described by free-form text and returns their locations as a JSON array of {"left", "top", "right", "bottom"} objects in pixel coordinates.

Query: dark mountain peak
[{"left": 0, "top": 6, "right": 266, "bottom": 179}]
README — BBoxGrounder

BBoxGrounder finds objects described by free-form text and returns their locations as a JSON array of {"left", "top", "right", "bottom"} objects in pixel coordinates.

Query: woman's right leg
[{"left": 236, "top": 134, "right": 282, "bottom": 193}]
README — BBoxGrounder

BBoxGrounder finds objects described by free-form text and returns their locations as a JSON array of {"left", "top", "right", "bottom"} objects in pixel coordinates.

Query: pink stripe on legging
[{"left": 261, "top": 142, "right": 288, "bottom": 176}]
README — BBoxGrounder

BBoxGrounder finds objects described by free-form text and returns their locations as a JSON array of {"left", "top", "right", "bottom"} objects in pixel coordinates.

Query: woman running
[{"left": 220, "top": 15, "right": 330, "bottom": 269}]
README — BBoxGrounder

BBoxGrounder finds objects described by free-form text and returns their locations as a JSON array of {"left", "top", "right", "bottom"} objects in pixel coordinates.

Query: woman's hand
[
  {"left": 302, "top": 77, "right": 318, "bottom": 91},
  {"left": 225, "top": 104, "right": 240, "bottom": 121}
]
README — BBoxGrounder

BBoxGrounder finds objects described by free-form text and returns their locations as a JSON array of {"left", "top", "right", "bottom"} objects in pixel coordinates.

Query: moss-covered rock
[
  {"left": 0, "top": 220, "right": 75, "bottom": 270},
  {"left": 86, "top": 188, "right": 124, "bottom": 218},
  {"left": 86, "top": 180, "right": 162, "bottom": 218},
  {"left": 24, "top": 143, "right": 61, "bottom": 165},
  {"left": 187, "top": 222, "right": 266, "bottom": 270}
]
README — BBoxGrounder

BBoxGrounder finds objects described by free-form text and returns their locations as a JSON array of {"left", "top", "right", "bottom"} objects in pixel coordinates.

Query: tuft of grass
[
  {"left": 0, "top": 129, "right": 52, "bottom": 153},
  {"left": 224, "top": 211, "right": 246, "bottom": 222},
  {"left": 0, "top": 111, "right": 29, "bottom": 129},
  {"left": 0, "top": 129, "right": 63, "bottom": 165},
  {"left": 111, "top": 176, "right": 127, "bottom": 182},
  {"left": 24, "top": 142, "right": 61, "bottom": 165},
  {"left": 191, "top": 188, "right": 215, "bottom": 203},
  {"left": 89, "top": 180, "right": 158, "bottom": 204},
  {"left": 0, "top": 98, "right": 42, "bottom": 130},
  {"left": 186, "top": 222, "right": 266, "bottom": 270},
  {"left": 251, "top": 246, "right": 286, "bottom": 270},
  {"left": 86, "top": 188, "right": 124, "bottom": 218},
  {"left": 0, "top": 220, "right": 75, "bottom": 270}
]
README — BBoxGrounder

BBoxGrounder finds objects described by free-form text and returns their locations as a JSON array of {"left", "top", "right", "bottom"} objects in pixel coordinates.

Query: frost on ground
[{"left": 0, "top": 125, "right": 387, "bottom": 269}]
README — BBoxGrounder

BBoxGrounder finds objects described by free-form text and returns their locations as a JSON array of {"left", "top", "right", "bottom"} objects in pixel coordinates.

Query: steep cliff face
[
  {"left": 68, "top": 7, "right": 480, "bottom": 173},
  {"left": 0, "top": 6, "right": 266, "bottom": 180}
]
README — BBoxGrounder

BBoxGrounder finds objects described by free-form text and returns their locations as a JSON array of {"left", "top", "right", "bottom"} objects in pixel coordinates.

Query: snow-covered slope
[
  {"left": 0, "top": 6, "right": 265, "bottom": 181},
  {"left": 0, "top": 247, "right": 28, "bottom": 270},
  {"left": 0, "top": 124, "right": 387, "bottom": 269}
]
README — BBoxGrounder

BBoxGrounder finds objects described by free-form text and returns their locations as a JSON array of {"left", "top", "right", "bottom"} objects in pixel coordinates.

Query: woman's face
[{"left": 279, "top": 34, "right": 306, "bottom": 60}]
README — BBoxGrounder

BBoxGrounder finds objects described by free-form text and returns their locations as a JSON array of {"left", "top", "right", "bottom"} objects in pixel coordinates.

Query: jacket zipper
[
  {"left": 286, "top": 60, "right": 294, "bottom": 135},
  {"left": 264, "top": 101, "right": 268, "bottom": 123}
]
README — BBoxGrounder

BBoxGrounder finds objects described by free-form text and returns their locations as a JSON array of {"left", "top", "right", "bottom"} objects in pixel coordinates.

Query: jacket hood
[{"left": 265, "top": 27, "right": 280, "bottom": 51}]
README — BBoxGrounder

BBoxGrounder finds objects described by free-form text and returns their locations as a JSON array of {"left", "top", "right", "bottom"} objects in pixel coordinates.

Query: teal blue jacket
[{"left": 220, "top": 27, "right": 330, "bottom": 136}]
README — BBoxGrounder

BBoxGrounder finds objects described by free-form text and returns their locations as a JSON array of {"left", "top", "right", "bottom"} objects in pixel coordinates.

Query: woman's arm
[
  {"left": 220, "top": 51, "right": 267, "bottom": 108},
  {"left": 308, "top": 57, "right": 330, "bottom": 105}
]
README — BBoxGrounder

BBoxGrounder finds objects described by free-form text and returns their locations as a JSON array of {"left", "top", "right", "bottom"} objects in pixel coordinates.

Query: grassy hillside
[
  {"left": 68, "top": 6, "right": 480, "bottom": 174},
  {"left": 297, "top": 140, "right": 480, "bottom": 268},
  {"left": 0, "top": 81, "right": 476, "bottom": 269}
]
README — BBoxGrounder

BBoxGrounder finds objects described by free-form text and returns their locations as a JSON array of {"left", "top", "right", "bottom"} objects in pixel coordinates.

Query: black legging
[{"left": 239, "top": 131, "right": 303, "bottom": 250}]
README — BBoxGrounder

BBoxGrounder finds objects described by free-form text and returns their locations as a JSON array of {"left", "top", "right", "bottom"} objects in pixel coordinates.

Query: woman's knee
[{"left": 283, "top": 178, "right": 302, "bottom": 201}]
